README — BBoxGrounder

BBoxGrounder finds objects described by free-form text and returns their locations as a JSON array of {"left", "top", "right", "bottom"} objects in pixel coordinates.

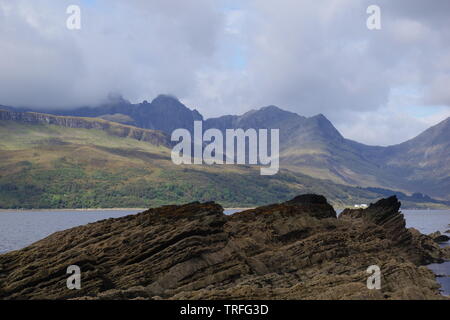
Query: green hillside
[{"left": 0, "top": 120, "right": 448, "bottom": 209}]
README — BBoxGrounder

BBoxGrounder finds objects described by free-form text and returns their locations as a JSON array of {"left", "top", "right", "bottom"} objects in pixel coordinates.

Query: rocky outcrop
[
  {"left": 428, "top": 231, "right": 450, "bottom": 243},
  {"left": 0, "top": 109, "right": 171, "bottom": 147},
  {"left": 339, "top": 196, "right": 446, "bottom": 265},
  {"left": 0, "top": 195, "right": 448, "bottom": 300},
  {"left": 17, "top": 94, "right": 205, "bottom": 136}
]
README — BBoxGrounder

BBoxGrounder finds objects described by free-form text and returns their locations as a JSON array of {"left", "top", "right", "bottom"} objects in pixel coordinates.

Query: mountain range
[{"left": 0, "top": 94, "right": 449, "bottom": 208}]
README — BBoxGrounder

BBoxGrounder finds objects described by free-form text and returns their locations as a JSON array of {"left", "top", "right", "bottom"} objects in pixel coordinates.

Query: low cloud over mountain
[{"left": 1, "top": 1, "right": 450, "bottom": 145}]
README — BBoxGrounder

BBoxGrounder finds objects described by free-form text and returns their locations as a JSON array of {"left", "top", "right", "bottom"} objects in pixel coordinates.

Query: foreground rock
[
  {"left": 0, "top": 195, "right": 449, "bottom": 300},
  {"left": 428, "top": 231, "right": 450, "bottom": 243}
]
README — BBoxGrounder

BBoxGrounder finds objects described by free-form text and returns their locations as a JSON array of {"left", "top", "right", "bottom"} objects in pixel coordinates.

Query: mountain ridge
[
  {"left": 2, "top": 95, "right": 449, "bottom": 200},
  {"left": 0, "top": 115, "right": 448, "bottom": 209},
  {"left": 0, "top": 109, "right": 171, "bottom": 147},
  {"left": 8, "top": 94, "right": 447, "bottom": 148}
]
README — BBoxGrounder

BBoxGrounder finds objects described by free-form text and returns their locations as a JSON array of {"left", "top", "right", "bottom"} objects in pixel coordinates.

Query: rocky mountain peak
[
  {"left": 149, "top": 94, "right": 203, "bottom": 121},
  {"left": 308, "top": 113, "right": 343, "bottom": 140},
  {"left": 216, "top": 104, "right": 304, "bottom": 130},
  {"left": 151, "top": 94, "right": 182, "bottom": 106},
  {"left": 252, "top": 105, "right": 301, "bottom": 118}
]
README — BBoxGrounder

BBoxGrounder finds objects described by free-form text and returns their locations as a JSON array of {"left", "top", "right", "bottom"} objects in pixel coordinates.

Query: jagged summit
[
  {"left": 307, "top": 113, "right": 344, "bottom": 141},
  {"left": 150, "top": 94, "right": 181, "bottom": 105},
  {"left": 256, "top": 105, "right": 296, "bottom": 114}
]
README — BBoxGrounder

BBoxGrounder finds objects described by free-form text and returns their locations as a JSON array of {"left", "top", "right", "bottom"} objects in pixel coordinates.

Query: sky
[{"left": 0, "top": 0, "right": 449, "bottom": 146}]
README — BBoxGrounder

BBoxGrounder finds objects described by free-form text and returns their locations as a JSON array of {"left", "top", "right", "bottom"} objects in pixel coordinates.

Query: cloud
[
  {"left": 190, "top": 0, "right": 450, "bottom": 144},
  {"left": 0, "top": 0, "right": 224, "bottom": 108},
  {"left": 425, "top": 74, "right": 450, "bottom": 106},
  {"left": 0, "top": 0, "right": 449, "bottom": 145},
  {"left": 338, "top": 105, "right": 450, "bottom": 146}
]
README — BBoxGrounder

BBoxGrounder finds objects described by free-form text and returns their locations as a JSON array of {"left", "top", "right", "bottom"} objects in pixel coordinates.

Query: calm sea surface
[{"left": 0, "top": 209, "right": 448, "bottom": 295}]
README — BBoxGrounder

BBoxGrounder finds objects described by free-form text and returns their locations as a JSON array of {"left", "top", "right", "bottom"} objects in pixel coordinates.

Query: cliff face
[
  {"left": 0, "top": 109, "right": 171, "bottom": 147},
  {"left": 0, "top": 195, "right": 448, "bottom": 300},
  {"left": 13, "top": 94, "right": 205, "bottom": 135}
]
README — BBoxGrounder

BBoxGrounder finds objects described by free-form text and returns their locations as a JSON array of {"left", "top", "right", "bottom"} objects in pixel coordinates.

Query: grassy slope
[
  {"left": 280, "top": 128, "right": 450, "bottom": 201},
  {"left": 281, "top": 141, "right": 392, "bottom": 189},
  {"left": 0, "top": 121, "right": 447, "bottom": 209}
]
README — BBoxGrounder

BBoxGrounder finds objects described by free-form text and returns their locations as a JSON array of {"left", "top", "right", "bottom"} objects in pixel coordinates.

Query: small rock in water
[{"left": 428, "top": 231, "right": 450, "bottom": 243}]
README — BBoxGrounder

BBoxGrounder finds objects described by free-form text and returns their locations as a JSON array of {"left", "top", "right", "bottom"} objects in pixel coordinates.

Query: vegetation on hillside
[{"left": 0, "top": 121, "right": 447, "bottom": 209}]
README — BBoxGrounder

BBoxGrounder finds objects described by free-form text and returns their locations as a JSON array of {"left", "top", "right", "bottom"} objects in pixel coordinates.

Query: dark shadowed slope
[{"left": 12, "top": 94, "right": 203, "bottom": 135}]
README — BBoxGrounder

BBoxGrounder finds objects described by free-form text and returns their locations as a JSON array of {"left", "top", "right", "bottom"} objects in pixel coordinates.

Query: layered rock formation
[
  {"left": 0, "top": 195, "right": 449, "bottom": 300},
  {"left": 0, "top": 109, "right": 171, "bottom": 147}
]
